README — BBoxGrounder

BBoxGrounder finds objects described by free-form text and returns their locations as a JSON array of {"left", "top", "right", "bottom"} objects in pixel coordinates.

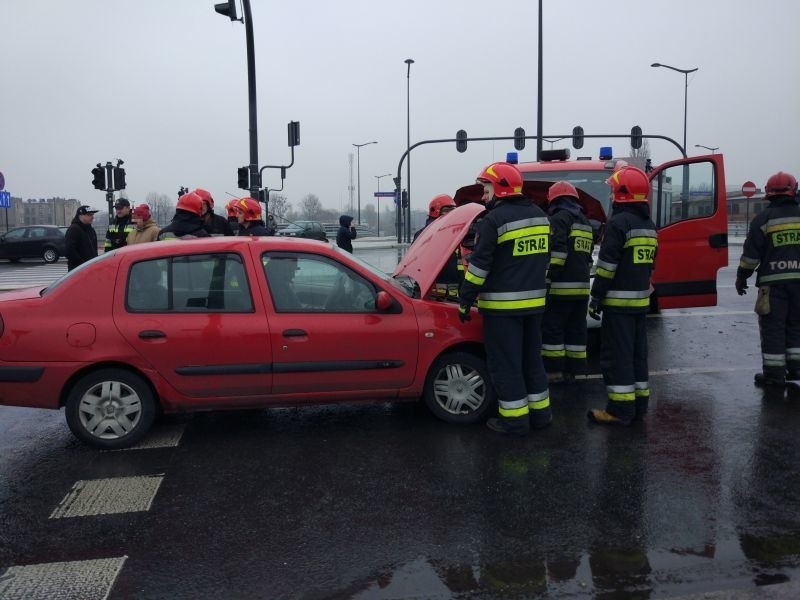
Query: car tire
[
  {"left": 42, "top": 247, "right": 59, "bottom": 264},
  {"left": 65, "top": 368, "right": 157, "bottom": 449},
  {"left": 423, "top": 351, "right": 496, "bottom": 424}
]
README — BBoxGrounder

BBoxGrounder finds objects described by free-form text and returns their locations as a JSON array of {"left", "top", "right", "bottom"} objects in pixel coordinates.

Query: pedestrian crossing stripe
[{"left": 0, "top": 264, "right": 66, "bottom": 291}]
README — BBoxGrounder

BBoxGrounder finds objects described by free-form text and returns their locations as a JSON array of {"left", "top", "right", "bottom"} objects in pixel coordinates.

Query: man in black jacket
[
  {"left": 336, "top": 215, "right": 357, "bottom": 252},
  {"left": 64, "top": 206, "right": 99, "bottom": 270},
  {"left": 736, "top": 171, "right": 800, "bottom": 386}
]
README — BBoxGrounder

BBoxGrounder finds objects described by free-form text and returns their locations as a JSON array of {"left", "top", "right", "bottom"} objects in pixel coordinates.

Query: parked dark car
[
  {"left": 276, "top": 220, "right": 328, "bottom": 242},
  {"left": 0, "top": 225, "right": 68, "bottom": 263}
]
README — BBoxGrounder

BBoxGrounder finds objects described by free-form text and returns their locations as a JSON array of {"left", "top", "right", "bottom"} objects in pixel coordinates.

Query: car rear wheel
[
  {"left": 65, "top": 368, "right": 156, "bottom": 449},
  {"left": 423, "top": 351, "right": 495, "bottom": 424},
  {"left": 42, "top": 247, "right": 58, "bottom": 263}
]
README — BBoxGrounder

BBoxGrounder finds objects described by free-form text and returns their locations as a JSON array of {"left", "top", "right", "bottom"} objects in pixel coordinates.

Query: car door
[
  {"left": 0, "top": 227, "right": 27, "bottom": 259},
  {"left": 260, "top": 251, "right": 419, "bottom": 395},
  {"left": 115, "top": 251, "right": 273, "bottom": 401},
  {"left": 649, "top": 154, "right": 728, "bottom": 309}
]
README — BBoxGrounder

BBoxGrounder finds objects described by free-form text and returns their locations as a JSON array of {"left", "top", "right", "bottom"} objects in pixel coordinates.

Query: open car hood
[{"left": 393, "top": 202, "right": 486, "bottom": 297}]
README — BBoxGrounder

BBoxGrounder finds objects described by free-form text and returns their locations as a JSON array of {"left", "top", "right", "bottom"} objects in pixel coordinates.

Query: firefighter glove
[
  {"left": 588, "top": 297, "right": 602, "bottom": 320},
  {"left": 458, "top": 305, "right": 472, "bottom": 323},
  {"left": 735, "top": 277, "right": 748, "bottom": 296}
]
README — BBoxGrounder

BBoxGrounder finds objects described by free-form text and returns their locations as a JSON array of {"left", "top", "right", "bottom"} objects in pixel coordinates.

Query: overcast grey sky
[{"left": 1, "top": 0, "right": 798, "bottom": 215}]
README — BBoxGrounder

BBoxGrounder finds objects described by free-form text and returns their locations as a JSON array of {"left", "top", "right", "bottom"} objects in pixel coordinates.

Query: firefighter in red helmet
[
  {"left": 194, "top": 188, "right": 234, "bottom": 237},
  {"left": 736, "top": 171, "right": 800, "bottom": 386},
  {"left": 542, "top": 181, "right": 594, "bottom": 383},
  {"left": 157, "top": 191, "right": 211, "bottom": 240},
  {"left": 234, "top": 197, "right": 271, "bottom": 236},
  {"left": 458, "top": 162, "right": 552, "bottom": 435},
  {"left": 587, "top": 166, "right": 657, "bottom": 425},
  {"left": 413, "top": 194, "right": 456, "bottom": 241}
]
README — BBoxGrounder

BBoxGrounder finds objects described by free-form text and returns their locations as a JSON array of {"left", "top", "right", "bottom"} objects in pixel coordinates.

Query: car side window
[
  {"left": 4, "top": 229, "right": 25, "bottom": 241},
  {"left": 127, "top": 253, "right": 253, "bottom": 313},
  {"left": 28, "top": 228, "right": 47, "bottom": 239},
  {"left": 262, "top": 252, "right": 377, "bottom": 313}
]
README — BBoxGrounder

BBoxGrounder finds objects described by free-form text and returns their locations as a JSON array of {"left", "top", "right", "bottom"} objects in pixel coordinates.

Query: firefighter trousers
[
  {"left": 541, "top": 298, "right": 588, "bottom": 376},
  {"left": 483, "top": 313, "right": 552, "bottom": 430},
  {"left": 599, "top": 311, "right": 649, "bottom": 420},
  {"left": 758, "top": 282, "right": 800, "bottom": 380}
]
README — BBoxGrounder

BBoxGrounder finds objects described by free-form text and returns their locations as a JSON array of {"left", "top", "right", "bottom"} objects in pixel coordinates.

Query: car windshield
[
  {"left": 42, "top": 251, "right": 117, "bottom": 296},
  {"left": 522, "top": 169, "right": 612, "bottom": 216}
]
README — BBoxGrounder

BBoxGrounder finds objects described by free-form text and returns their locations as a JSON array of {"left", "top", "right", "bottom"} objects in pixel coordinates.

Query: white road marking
[
  {"left": 0, "top": 264, "right": 66, "bottom": 291},
  {"left": 573, "top": 365, "right": 750, "bottom": 382},
  {"left": 0, "top": 556, "right": 126, "bottom": 600},
  {"left": 50, "top": 474, "right": 164, "bottom": 519},
  {"left": 106, "top": 424, "right": 186, "bottom": 451}
]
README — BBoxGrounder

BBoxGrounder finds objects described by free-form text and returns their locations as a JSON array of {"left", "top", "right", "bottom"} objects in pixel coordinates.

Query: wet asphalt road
[{"left": 3, "top": 245, "right": 800, "bottom": 599}]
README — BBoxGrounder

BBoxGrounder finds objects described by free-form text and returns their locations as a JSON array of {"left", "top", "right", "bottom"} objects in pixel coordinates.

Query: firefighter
[
  {"left": 226, "top": 199, "right": 240, "bottom": 234},
  {"left": 458, "top": 162, "right": 552, "bottom": 435},
  {"left": 413, "top": 194, "right": 456, "bottom": 241},
  {"left": 587, "top": 166, "right": 657, "bottom": 426},
  {"left": 194, "top": 188, "right": 234, "bottom": 236},
  {"left": 542, "top": 181, "right": 594, "bottom": 383},
  {"left": 234, "top": 197, "right": 271, "bottom": 236},
  {"left": 736, "top": 171, "right": 800, "bottom": 386},
  {"left": 105, "top": 198, "right": 134, "bottom": 252}
]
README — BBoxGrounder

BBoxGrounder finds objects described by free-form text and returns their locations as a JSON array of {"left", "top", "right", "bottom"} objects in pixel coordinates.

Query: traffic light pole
[
  {"left": 242, "top": 0, "right": 259, "bottom": 201},
  {"left": 104, "top": 162, "right": 115, "bottom": 217}
]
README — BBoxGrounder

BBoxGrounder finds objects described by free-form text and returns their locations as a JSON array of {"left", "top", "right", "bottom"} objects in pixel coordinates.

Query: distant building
[{"left": 3, "top": 196, "right": 81, "bottom": 230}]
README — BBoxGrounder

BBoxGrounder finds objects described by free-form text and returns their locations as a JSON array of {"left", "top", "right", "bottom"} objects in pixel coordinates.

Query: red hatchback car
[{"left": 0, "top": 204, "right": 491, "bottom": 448}]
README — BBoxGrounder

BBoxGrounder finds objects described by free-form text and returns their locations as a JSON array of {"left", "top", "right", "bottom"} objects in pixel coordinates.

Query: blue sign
[
  {"left": 0, "top": 190, "right": 10, "bottom": 208},
  {"left": 373, "top": 191, "right": 396, "bottom": 197}
]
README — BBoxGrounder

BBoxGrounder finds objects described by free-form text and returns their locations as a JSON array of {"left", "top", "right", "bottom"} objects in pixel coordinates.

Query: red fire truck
[{"left": 454, "top": 146, "right": 728, "bottom": 310}]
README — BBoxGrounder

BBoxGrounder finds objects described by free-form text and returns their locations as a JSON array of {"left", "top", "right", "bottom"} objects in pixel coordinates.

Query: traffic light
[
  {"left": 288, "top": 121, "right": 300, "bottom": 147},
  {"left": 91, "top": 166, "right": 105, "bottom": 190},
  {"left": 572, "top": 125, "right": 584, "bottom": 150},
  {"left": 214, "top": 0, "right": 238, "bottom": 21},
  {"left": 456, "top": 129, "right": 468, "bottom": 153},
  {"left": 237, "top": 167, "right": 249, "bottom": 190},
  {"left": 631, "top": 125, "right": 643, "bottom": 150},
  {"left": 113, "top": 166, "right": 126, "bottom": 190},
  {"left": 514, "top": 127, "right": 526, "bottom": 151}
]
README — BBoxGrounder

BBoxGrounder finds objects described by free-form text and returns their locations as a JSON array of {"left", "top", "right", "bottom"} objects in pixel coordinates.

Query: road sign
[
  {"left": 0, "top": 190, "right": 10, "bottom": 208},
  {"left": 373, "top": 191, "right": 396, "bottom": 197},
  {"left": 742, "top": 181, "right": 757, "bottom": 198}
]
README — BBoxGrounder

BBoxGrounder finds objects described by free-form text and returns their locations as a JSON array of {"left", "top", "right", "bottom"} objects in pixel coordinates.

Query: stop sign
[{"left": 742, "top": 181, "right": 757, "bottom": 198}]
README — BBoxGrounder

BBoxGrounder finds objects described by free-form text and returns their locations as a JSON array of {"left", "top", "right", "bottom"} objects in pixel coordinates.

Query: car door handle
[
  {"left": 283, "top": 329, "right": 307, "bottom": 337},
  {"left": 138, "top": 330, "right": 166, "bottom": 339},
  {"left": 708, "top": 233, "right": 728, "bottom": 248}
]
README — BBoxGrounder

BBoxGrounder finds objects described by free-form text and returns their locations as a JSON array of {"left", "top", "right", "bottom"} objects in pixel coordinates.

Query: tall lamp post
[
  {"left": 695, "top": 144, "right": 719, "bottom": 154},
  {"left": 353, "top": 141, "right": 377, "bottom": 225},
  {"left": 651, "top": 62, "right": 698, "bottom": 154},
  {"left": 404, "top": 58, "right": 414, "bottom": 243},
  {"left": 375, "top": 173, "right": 392, "bottom": 236}
]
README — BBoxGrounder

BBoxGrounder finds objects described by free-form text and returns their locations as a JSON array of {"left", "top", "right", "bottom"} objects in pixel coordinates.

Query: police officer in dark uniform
[
  {"left": 458, "top": 162, "right": 552, "bottom": 435},
  {"left": 736, "top": 171, "right": 800, "bottom": 386},
  {"left": 105, "top": 198, "right": 134, "bottom": 252},
  {"left": 542, "top": 181, "right": 594, "bottom": 383},
  {"left": 587, "top": 166, "right": 658, "bottom": 426}
]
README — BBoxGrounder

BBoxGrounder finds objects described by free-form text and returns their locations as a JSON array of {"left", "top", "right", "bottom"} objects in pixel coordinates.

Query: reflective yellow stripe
[
  {"left": 499, "top": 405, "right": 529, "bottom": 418},
  {"left": 608, "top": 392, "right": 635, "bottom": 402},
  {"left": 602, "top": 297, "right": 650, "bottom": 308},
  {"left": 565, "top": 349, "right": 587, "bottom": 359},
  {"left": 550, "top": 257, "right": 566, "bottom": 266},
  {"left": 549, "top": 288, "right": 590, "bottom": 296},
  {"left": 569, "top": 230, "right": 594, "bottom": 239},
  {"left": 497, "top": 225, "right": 549, "bottom": 244},
  {"left": 477, "top": 297, "right": 546, "bottom": 310},
  {"left": 528, "top": 396, "right": 550, "bottom": 410},
  {"left": 464, "top": 271, "right": 485, "bottom": 285},
  {"left": 635, "top": 388, "right": 650, "bottom": 397},
  {"left": 766, "top": 223, "right": 800, "bottom": 233},
  {"left": 624, "top": 237, "right": 658, "bottom": 248},
  {"left": 541, "top": 349, "right": 565, "bottom": 357},
  {"left": 596, "top": 267, "right": 615, "bottom": 279}
]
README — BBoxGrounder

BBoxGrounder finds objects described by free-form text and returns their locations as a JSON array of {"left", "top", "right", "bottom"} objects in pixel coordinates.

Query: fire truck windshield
[{"left": 521, "top": 170, "right": 612, "bottom": 216}]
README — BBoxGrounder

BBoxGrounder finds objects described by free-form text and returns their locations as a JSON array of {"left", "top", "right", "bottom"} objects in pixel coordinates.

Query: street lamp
[
  {"left": 405, "top": 58, "right": 414, "bottom": 243},
  {"left": 695, "top": 144, "right": 719, "bottom": 154},
  {"left": 353, "top": 141, "right": 377, "bottom": 225},
  {"left": 651, "top": 62, "right": 698, "bottom": 155},
  {"left": 375, "top": 173, "right": 392, "bottom": 236}
]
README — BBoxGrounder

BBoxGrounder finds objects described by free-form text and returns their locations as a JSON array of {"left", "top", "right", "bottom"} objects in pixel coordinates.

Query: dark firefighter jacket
[
  {"left": 157, "top": 211, "right": 210, "bottom": 240},
  {"left": 459, "top": 196, "right": 550, "bottom": 316},
  {"left": 591, "top": 202, "right": 657, "bottom": 314},
  {"left": 237, "top": 220, "right": 271, "bottom": 237},
  {"left": 105, "top": 214, "right": 134, "bottom": 251},
  {"left": 737, "top": 194, "right": 800, "bottom": 286},
  {"left": 547, "top": 197, "right": 594, "bottom": 300},
  {"left": 205, "top": 212, "right": 234, "bottom": 236}
]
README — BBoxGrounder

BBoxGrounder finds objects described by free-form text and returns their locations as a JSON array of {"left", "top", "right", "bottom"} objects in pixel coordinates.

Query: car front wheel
[
  {"left": 423, "top": 351, "right": 495, "bottom": 424},
  {"left": 42, "top": 247, "right": 59, "bottom": 263},
  {"left": 65, "top": 368, "right": 156, "bottom": 449}
]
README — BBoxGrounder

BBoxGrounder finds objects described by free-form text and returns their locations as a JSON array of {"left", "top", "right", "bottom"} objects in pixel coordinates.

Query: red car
[{"left": 0, "top": 205, "right": 490, "bottom": 449}]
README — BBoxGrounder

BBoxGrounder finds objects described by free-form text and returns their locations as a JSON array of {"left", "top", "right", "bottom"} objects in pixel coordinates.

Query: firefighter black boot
[
  {"left": 754, "top": 372, "right": 786, "bottom": 387},
  {"left": 486, "top": 417, "right": 530, "bottom": 437}
]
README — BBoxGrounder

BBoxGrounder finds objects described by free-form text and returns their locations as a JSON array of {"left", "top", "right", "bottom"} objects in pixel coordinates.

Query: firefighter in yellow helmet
[
  {"left": 458, "top": 162, "right": 552, "bottom": 435},
  {"left": 587, "top": 166, "right": 657, "bottom": 425}
]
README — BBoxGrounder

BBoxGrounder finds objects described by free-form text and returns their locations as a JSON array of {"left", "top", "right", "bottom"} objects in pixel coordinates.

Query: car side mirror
[{"left": 375, "top": 291, "right": 393, "bottom": 311}]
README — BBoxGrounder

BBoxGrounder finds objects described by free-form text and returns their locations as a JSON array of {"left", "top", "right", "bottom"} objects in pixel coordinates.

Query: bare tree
[
  {"left": 630, "top": 139, "right": 651, "bottom": 159},
  {"left": 145, "top": 192, "right": 176, "bottom": 226},
  {"left": 299, "top": 194, "right": 323, "bottom": 220},
  {"left": 268, "top": 193, "right": 291, "bottom": 220}
]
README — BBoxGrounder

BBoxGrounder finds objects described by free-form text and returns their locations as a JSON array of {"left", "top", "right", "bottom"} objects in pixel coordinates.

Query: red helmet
[
  {"left": 606, "top": 166, "right": 650, "bottom": 202},
  {"left": 547, "top": 181, "right": 579, "bottom": 204},
  {"left": 476, "top": 162, "right": 523, "bottom": 199},
  {"left": 176, "top": 191, "right": 205, "bottom": 216},
  {"left": 194, "top": 188, "right": 214, "bottom": 209},
  {"left": 765, "top": 171, "right": 798, "bottom": 198},
  {"left": 225, "top": 198, "right": 239, "bottom": 218},
  {"left": 132, "top": 204, "right": 151, "bottom": 221},
  {"left": 428, "top": 194, "right": 455, "bottom": 218},
  {"left": 235, "top": 197, "right": 262, "bottom": 221}
]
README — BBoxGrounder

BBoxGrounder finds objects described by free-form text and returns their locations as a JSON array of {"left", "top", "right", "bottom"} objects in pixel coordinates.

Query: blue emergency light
[
  {"left": 599, "top": 146, "right": 613, "bottom": 160},
  {"left": 506, "top": 152, "right": 518, "bottom": 164}
]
